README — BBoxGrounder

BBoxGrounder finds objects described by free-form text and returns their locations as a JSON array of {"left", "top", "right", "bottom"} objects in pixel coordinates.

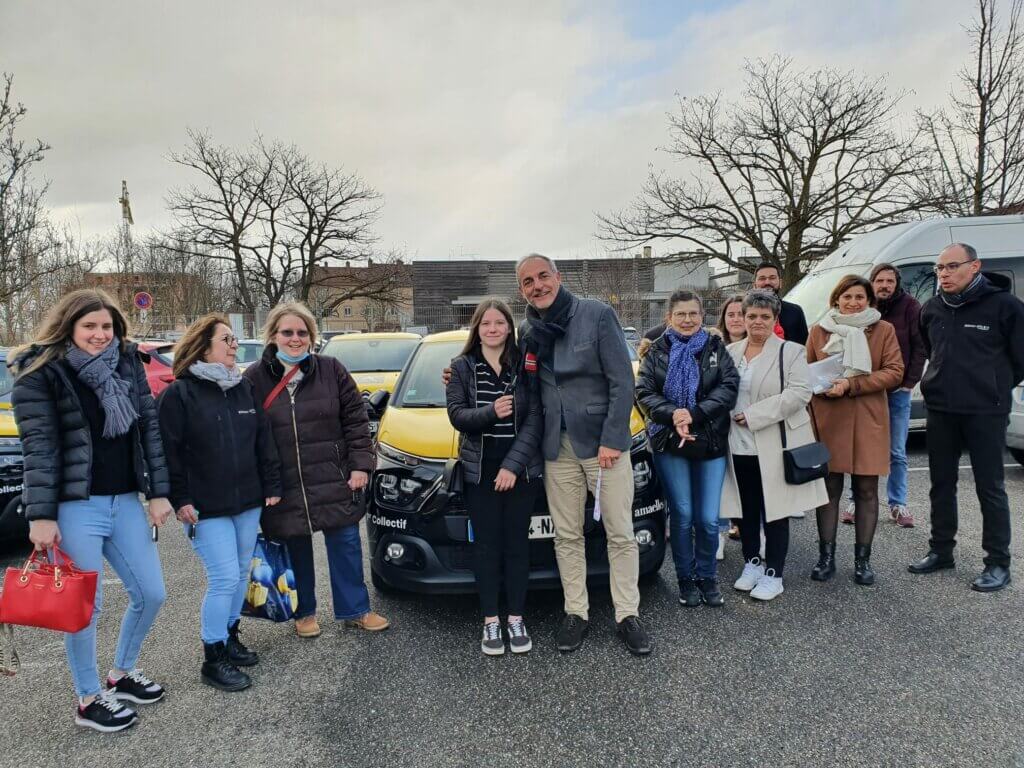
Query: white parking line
[{"left": 908, "top": 463, "right": 1019, "bottom": 472}]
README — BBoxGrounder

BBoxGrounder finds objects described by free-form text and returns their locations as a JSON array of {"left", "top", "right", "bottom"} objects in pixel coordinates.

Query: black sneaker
[
  {"left": 106, "top": 670, "right": 166, "bottom": 705},
  {"left": 556, "top": 614, "right": 588, "bottom": 652},
  {"left": 507, "top": 619, "right": 532, "bottom": 654},
  {"left": 481, "top": 621, "right": 505, "bottom": 656},
  {"left": 678, "top": 579, "right": 702, "bottom": 607},
  {"left": 617, "top": 616, "right": 652, "bottom": 656},
  {"left": 75, "top": 693, "right": 138, "bottom": 733},
  {"left": 697, "top": 578, "right": 725, "bottom": 607}
]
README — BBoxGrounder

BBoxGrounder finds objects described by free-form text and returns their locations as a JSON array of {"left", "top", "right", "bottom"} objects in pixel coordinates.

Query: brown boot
[
  {"left": 295, "top": 615, "right": 321, "bottom": 638},
  {"left": 344, "top": 611, "right": 390, "bottom": 631}
]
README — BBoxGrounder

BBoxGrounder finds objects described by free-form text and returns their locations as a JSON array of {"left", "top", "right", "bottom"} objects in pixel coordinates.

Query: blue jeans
[
  {"left": 887, "top": 389, "right": 912, "bottom": 506},
  {"left": 56, "top": 494, "right": 166, "bottom": 698},
  {"left": 652, "top": 451, "right": 727, "bottom": 581},
  {"left": 286, "top": 525, "right": 370, "bottom": 620},
  {"left": 187, "top": 507, "right": 261, "bottom": 643}
]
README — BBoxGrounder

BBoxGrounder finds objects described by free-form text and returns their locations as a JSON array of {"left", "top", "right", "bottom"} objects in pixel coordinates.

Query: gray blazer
[{"left": 523, "top": 294, "right": 635, "bottom": 461}]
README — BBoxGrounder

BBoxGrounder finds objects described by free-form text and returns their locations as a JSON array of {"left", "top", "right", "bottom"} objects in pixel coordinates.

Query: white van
[{"left": 786, "top": 214, "right": 1024, "bottom": 428}]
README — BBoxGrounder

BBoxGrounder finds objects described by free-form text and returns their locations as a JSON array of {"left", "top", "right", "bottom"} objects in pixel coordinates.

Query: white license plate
[{"left": 528, "top": 515, "right": 556, "bottom": 540}]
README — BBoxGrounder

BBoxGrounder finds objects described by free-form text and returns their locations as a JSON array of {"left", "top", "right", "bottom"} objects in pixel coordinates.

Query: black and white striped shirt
[{"left": 475, "top": 358, "right": 515, "bottom": 461}]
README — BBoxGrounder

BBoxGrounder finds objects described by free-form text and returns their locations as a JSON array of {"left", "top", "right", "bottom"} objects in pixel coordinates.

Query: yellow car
[
  {"left": 365, "top": 330, "right": 666, "bottom": 594},
  {"left": 0, "top": 350, "right": 27, "bottom": 548}
]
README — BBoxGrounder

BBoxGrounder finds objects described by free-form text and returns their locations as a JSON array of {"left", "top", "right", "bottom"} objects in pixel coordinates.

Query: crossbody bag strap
[
  {"left": 777, "top": 342, "right": 788, "bottom": 449},
  {"left": 262, "top": 364, "right": 301, "bottom": 412}
]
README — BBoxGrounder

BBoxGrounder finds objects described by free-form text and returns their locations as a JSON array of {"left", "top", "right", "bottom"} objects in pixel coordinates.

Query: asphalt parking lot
[{"left": 1, "top": 434, "right": 1023, "bottom": 768}]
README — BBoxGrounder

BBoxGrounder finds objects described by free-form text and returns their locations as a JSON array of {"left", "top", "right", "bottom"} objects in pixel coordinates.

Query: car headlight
[
  {"left": 374, "top": 443, "right": 444, "bottom": 511},
  {"left": 630, "top": 431, "right": 649, "bottom": 454},
  {"left": 0, "top": 437, "right": 22, "bottom": 451},
  {"left": 632, "top": 459, "right": 651, "bottom": 491},
  {"left": 377, "top": 441, "right": 427, "bottom": 467}
]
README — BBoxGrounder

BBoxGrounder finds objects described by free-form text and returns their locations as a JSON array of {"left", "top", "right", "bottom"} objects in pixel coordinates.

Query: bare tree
[
  {"left": 307, "top": 253, "right": 411, "bottom": 324},
  {"left": 166, "top": 130, "right": 382, "bottom": 312},
  {"left": 599, "top": 57, "right": 944, "bottom": 291},
  {"left": 919, "top": 0, "right": 1024, "bottom": 215}
]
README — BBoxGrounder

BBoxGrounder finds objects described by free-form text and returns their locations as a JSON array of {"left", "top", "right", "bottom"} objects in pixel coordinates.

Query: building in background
[{"left": 309, "top": 261, "right": 414, "bottom": 333}]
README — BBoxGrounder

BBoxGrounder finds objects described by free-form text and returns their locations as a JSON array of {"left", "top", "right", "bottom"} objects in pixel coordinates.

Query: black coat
[
  {"left": 779, "top": 300, "right": 809, "bottom": 345},
  {"left": 11, "top": 342, "right": 171, "bottom": 521},
  {"left": 920, "top": 272, "right": 1024, "bottom": 415},
  {"left": 635, "top": 332, "right": 739, "bottom": 458},
  {"left": 158, "top": 372, "right": 282, "bottom": 520},
  {"left": 446, "top": 349, "right": 544, "bottom": 485},
  {"left": 244, "top": 347, "right": 374, "bottom": 538}
]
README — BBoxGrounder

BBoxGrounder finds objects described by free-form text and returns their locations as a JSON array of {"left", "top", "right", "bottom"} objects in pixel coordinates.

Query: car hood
[
  {"left": 0, "top": 402, "right": 17, "bottom": 437},
  {"left": 350, "top": 371, "right": 402, "bottom": 395}
]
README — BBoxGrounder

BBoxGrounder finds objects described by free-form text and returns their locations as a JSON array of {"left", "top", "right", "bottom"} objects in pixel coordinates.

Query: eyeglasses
[
  {"left": 933, "top": 261, "right": 973, "bottom": 274},
  {"left": 215, "top": 334, "right": 239, "bottom": 346},
  {"left": 278, "top": 329, "right": 310, "bottom": 338}
]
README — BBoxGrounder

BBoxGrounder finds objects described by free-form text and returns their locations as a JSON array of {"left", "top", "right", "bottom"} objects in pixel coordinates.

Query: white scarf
[{"left": 819, "top": 307, "right": 881, "bottom": 377}]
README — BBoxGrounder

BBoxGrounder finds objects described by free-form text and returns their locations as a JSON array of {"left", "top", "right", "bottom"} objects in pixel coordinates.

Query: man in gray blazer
[{"left": 517, "top": 253, "right": 650, "bottom": 656}]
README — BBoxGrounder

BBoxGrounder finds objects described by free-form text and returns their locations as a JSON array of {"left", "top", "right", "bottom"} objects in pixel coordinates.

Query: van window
[{"left": 898, "top": 263, "right": 937, "bottom": 304}]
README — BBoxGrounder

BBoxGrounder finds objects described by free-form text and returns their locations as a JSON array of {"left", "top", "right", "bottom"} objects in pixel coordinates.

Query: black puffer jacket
[
  {"left": 10, "top": 342, "right": 171, "bottom": 521},
  {"left": 244, "top": 346, "right": 374, "bottom": 539},
  {"left": 158, "top": 372, "right": 282, "bottom": 520},
  {"left": 446, "top": 349, "right": 544, "bottom": 485},
  {"left": 635, "top": 332, "right": 739, "bottom": 458}
]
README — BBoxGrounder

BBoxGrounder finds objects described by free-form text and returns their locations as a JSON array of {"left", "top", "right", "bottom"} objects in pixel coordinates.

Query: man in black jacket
[
  {"left": 753, "top": 263, "right": 808, "bottom": 345},
  {"left": 909, "top": 243, "right": 1024, "bottom": 592}
]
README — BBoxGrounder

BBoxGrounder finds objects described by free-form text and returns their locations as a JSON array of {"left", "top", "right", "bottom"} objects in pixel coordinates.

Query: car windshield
[
  {"left": 323, "top": 338, "right": 419, "bottom": 373},
  {"left": 0, "top": 354, "right": 10, "bottom": 403},
  {"left": 786, "top": 264, "right": 871, "bottom": 325},
  {"left": 392, "top": 341, "right": 463, "bottom": 408}
]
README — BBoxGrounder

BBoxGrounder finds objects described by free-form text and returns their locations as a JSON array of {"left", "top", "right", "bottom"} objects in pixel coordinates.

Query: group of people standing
[
  {"left": 12, "top": 295, "right": 387, "bottom": 732},
  {"left": 8, "top": 242, "right": 1022, "bottom": 732}
]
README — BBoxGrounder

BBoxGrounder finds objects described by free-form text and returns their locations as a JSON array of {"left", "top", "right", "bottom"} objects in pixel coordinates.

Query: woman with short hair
[
  {"left": 720, "top": 291, "right": 828, "bottom": 600},
  {"left": 11, "top": 289, "right": 173, "bottom": 732},
  {"left": 244, "top": 302, "right": 388, "bottom": 638},
  {"left": 158, "top": 314, "right": 282, "bottom": 692},
  {"left": 807, "top": 275, "right": 904, "bottom": 585}
]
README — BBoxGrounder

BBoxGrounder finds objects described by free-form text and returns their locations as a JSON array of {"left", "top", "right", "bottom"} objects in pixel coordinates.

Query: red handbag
[{"left": 0, "top": 547, "right": 97, "bottom": 633}]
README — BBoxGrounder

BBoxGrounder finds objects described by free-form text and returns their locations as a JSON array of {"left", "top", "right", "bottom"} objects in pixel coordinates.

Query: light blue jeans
[
  {"left": 56, "top": 494, "right": 166, "bottom": 698},
  {"left": 886, "top": 389, "right": 912, "bottom": 507},
  {"left": 187, "top": 507, "right": 261, "bottom": 644},
  {"left": 651, "top": 451, "right": 728, "bottom": 581}
]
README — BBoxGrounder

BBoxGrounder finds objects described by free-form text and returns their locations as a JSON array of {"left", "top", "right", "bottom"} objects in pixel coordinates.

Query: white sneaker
[
  {"left": 733, "top": 558, "right": 765, "bottom": 592},
  {"left": 717, "top": 532, "right": 726, "bottom": 561},
  {"left": 750, "top": 569, "right": 784, "bottom": 601}
]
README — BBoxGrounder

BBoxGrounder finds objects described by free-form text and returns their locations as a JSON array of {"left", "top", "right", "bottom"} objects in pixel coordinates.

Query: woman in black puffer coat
[
  {"left": 10, "top": 288, "right": 172, "bottom": 733},
  {"left": 244, "top": 302, "right": 387, "bottom": 640},
  {"left": 446, "top": 298, "right": 543, "bottom": 656}
]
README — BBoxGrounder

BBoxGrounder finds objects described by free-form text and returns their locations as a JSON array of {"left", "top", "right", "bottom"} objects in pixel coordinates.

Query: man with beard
[
  {"left": 753, "top": 263, "right": 809, "bottom": 345},
  {"left": 909, "top": 243, "right": 1024, "bottom": 592},
  {"left": 516, "top": 253, "right": 650, "bottom": 656}
]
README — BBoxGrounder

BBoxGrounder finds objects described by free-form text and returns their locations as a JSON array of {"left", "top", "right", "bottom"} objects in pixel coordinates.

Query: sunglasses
[{"left": 278, "top": 329, "right": 310, "bottom": 338}]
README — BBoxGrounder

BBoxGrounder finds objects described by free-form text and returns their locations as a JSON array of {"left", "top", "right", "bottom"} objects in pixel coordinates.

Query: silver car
[{"left": 1008, "top": 386, "right": 1024, "bottom": 465}]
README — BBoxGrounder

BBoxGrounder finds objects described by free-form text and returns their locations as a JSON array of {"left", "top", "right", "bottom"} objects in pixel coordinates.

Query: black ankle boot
[
  {"left": 810, "top": 540, "right": 836, "bottom": 581},
  {"left": 854, "top": 543, "right": 875, "bottom": 586},
  {"left": 227, "top": 620, "right": 258, "bottom": 667},
  {"left": 201, "top": 641, "right": 251, "bottom": 692}
]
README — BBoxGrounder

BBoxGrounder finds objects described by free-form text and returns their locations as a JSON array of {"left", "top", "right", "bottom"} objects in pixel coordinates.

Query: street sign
[{"left": 133, "top": 291, "right": 153, "bottom": 311}]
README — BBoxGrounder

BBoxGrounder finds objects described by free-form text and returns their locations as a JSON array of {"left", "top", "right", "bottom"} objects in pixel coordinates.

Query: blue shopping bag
[{"left": 242, "top": 534, "right": 298, "bottom": 622}]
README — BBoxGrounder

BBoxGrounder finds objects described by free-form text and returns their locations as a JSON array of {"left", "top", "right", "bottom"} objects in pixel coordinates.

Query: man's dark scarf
[{"left": 524, "top": 286, "right": 573, "bottom": 360}]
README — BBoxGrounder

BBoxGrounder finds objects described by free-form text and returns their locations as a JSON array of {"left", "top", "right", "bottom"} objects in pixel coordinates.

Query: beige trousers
[{"left": 544, "top": 433, "right": 640, "bottom": 622}]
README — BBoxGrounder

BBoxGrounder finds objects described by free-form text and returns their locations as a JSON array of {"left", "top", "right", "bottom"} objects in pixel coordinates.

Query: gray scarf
[
  {"left": 64, "top": 339, "right": 138, "bottom": 438},
  {"left": 189, "top": 361, "right": 243, "bottom": 391}
]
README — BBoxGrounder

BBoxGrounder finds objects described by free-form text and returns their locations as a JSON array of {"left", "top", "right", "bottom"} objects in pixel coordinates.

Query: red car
[{"left": 138, "top": 342, "right": 176, "bottom": 398}]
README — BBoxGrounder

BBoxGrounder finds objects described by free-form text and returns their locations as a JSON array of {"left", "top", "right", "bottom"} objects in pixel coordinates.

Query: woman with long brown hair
[
  {"left": 158, "top": 314, "right": 281, "bottom": 692},
  {"left": 10, "top": 289, "right": 172, "bottom": 732},
  {"left": 716, "top": 293, "right": 748, "bottom": 345},
  {"left": 446, "top": 298, "right": 543, "bottom": 655}
]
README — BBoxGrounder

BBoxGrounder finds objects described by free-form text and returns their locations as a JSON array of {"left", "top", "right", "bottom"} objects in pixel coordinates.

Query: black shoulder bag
[{"left": 777, "top": 343, "right": 830, "bottom": 485}]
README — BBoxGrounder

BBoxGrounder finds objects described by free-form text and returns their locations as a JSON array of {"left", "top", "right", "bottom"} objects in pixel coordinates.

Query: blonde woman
[
  {"left": 243, "top": 302, "right": 388, "bottom": 638},
  {"left": 10, "top": 289, "right": 172, "bottom": 732}
]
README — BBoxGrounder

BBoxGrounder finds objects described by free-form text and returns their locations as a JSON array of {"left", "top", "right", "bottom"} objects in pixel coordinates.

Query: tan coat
[
  {"left": 806, "top": 320, "right": 904, "bottom": 476},
  {"left": 720, "top": 335, "right": 829, "bottom": 523}
]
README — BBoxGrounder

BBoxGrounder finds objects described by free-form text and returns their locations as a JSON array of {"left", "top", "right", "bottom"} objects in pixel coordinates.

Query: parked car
[
  {"left": 1007, "top": 386, "right": 1024, "bottom": 465},
  {"left": 321, "top": 332, "right": 421, "bottom": 437},
  {"left": 622, "top": 326, "right": 641, "bottom": 348},
  {"left": 788, "top": 214, "right": 1024, "bottom": 429},
  {"left": 0, "top": 349, "right": 27, "bottom": 551},
  {"left": 143, "top": 339, "right": 265, "bottom": 397},
  {"left": 363, "top": 330, "right": 666, "bottom": 594}
]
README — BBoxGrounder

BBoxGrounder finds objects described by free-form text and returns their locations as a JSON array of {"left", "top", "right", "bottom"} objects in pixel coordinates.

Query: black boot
[
  {"left": 810, "top": 540, "right": 836, "bottom": 582},
  {"left": 227, "top": 620, "right": 258, "bottom": 667},
  {"left": 201, "top": 641, "right": 251, "bottom": 692},
  {"left": 854, "top": 543, "right": 875, "bottom": 586}
]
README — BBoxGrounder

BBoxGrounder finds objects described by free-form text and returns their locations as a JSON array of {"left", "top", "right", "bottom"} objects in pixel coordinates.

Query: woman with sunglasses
[
  {"left": 158, "top": 314, "right": 282, "bottom": 691},
  {"left": 244, "top": 302, "right": 389, "bottom": 639}
]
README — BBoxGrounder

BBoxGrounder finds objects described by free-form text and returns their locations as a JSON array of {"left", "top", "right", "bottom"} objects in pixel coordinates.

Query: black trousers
[
  {"left": 463, "top": 461, "right": 540, "bottom": 617},
  {"left": 927, "top": 409, "right": 1012, "bottom": 567},
  {"left": 733, "top": 455, "right": 790, "bottom": 576}
]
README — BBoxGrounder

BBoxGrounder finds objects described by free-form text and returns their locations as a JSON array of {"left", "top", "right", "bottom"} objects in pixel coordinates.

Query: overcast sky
[{"left": 2, "top": 0, "right": 972, "bottom": 263}]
